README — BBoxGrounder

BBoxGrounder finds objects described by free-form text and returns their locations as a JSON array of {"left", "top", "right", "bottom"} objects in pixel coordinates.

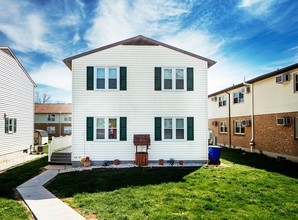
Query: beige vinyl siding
[
  {"left": 0, "top": 50, "right": 34, "bottom": 156},
  {"left": 72, "top": 45, "right": 208, "bottom": 161},
  {"left": 254, "top": 70, "right": 298, "bottom": 115},
  {"left": 34, "top": 113, "right": 72, "bottom": 123}
]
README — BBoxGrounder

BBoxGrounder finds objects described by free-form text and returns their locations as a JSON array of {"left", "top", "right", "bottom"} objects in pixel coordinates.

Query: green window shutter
[
  {"left": 120, "top": 117, "right": 127, "bottom": 141},
  {"left": 87, "top": 66, "right": 94, "bottom": 90},
  {"left": 13, "top": 118, "right": 17, "bottom": 133},
  {"left": 120, "top": 67, "right": 127, "bottom": 91},
  {"left": 155, "top": 67, "right": 161, "bottom": 91},
  {"left": 86, "top": 117, "right": 94, "bottom": 141},
  {"left": 5, "top": 118, "right": 8, "bottom": 133},
  {"left": 155, "top": 117, "right": 162, "bottom": 141},
  {"left": 187, "top": 117, "right": 194, "bottom": 141},
  {"left": 187, "top": 67, "right": 194, "bottom": 91}
]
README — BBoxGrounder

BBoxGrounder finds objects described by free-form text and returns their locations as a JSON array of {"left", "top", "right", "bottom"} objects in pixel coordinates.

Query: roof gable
[
  {"left": 0, "top": 46, "right": 36, "bottom": 86},
  {"left": 35, "top": 104, "right": 72, "bottom": 114},
  {"left": 63, "top": 35, "right": 216, "bottom": 70}
]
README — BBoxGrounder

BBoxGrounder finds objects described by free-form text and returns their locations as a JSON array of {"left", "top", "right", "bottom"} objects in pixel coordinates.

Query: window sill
[
  {"left": 219, "top": 132, "right": 228, "bottom": 135},
  {"left": 234, "top": 133, "right": 245, "bottom": 136}
]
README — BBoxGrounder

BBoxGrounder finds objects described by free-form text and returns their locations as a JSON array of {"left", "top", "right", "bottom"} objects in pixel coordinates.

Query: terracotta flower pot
[
  {"left": 114, "top": 159, "right": 120, "bottom": 165},
  {"left": 83, "top": 161, "right": 91, "bottom": 167},
  {"left": 159, "top": 159, "right": 164, "bottom": 165},
  {"left": 179, "top": 160, "right": 184, "bottom": 165}
]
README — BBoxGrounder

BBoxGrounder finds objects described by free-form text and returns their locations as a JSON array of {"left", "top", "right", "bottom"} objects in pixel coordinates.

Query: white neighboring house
[
  {"left": 0, "top": 46, "right": 36, "bottom": 161},
  {"left": 63, "top": 35, "right": 216, "bottom": 166}
]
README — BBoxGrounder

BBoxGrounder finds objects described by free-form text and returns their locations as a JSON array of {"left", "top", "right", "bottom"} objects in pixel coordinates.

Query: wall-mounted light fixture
[{"left": 4, "top": 113, "right": 7, "bottom": 118}]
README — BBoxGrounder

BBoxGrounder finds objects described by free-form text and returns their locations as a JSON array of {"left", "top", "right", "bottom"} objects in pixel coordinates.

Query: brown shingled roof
[
  {"left": 35, "top": 104, "right": 72, "bottom": 114},
  {"left": 63, "top": 35, "right": 216, "bottom": 70}
]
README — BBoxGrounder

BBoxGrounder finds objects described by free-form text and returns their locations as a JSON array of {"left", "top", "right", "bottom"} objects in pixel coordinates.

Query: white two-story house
[
  {"left": 0, "top": 46, "right": 35, "bottom": 161},
  {"left": 63, "top": 35, "right": 216, "bottom": 166}
]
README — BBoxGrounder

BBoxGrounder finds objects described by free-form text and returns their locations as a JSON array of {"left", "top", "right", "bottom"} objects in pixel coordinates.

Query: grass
[
  {"left": 46, "top": 148, "right": 298, "bottom": 220},
  {"left": 0, "top": 156, "right": 48, "bottom": 220}
]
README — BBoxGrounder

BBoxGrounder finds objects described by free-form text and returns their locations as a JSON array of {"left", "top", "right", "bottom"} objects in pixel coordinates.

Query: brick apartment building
[
  {"left": 35, "top": 104, "right": 72, "bottom": 138},
  {"left": 208, "top": 63, "right": 298, "bottom": 162}
]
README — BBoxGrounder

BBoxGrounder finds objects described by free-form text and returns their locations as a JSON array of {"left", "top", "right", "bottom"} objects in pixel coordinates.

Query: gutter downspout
[
  {"left": 225, "top": 91, "right": 232, "bottom": 148},
  {"left": 243, "top": 82, "right": 255, "bottom": 152}
]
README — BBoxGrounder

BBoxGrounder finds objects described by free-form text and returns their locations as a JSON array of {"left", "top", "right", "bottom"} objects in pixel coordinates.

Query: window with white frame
[
  {"left": 163, "top": 68, "right": 185, "bottom": 90},
  {"left": 234, "top": 121, "right": 245, "bottom": 134},
  {"left": 163, "top": 118, "right": 185, "bottom": 140},
  {"left": 233, "top": 91, "right": 244, "bottom": 104},
  {"left": 295, "top": 74, "right": 298, "bottom": 92},
  {"left": 95, "top": 117, "right": 118, "bottom": 140},
  {"left": 96, "top": 67, "right": 119, "bottom": 90},
  {"left": 47, "top": 126, "right": 55, "bottom": 134},
  {"left": 5, "top": 118, "right": 16, "bottom": 134},
  {"left": 64, "top": 114, "right": 72, "bottom": 121},
  {"left": 47, "top": 114, "right": 55, "bottom": 121},
  {"left": 219, "top": 122, "right": 228, "bottom": 133},
  {"left": 63, "top": 126, "right": 72, "bottom": 135},
  {"left": 218, "top": 96, "right": 227, "bottom": 107}
]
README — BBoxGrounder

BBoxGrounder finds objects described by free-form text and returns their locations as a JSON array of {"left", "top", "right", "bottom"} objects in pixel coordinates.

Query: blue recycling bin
[{"left": 208, "top": 146, "right": 222, "bottom": 165}]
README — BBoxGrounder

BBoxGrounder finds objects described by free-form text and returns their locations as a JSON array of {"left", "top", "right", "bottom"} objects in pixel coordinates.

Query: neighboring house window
[
  {"left": 295, "top": 74, "right": 298, "bottom": 92},
  {"left": 219, "top": 122, "right": 228, "bottom": 133},
  {"left": 234, "top": 121, "right": 245, "bottom": 134},
  {"left": 96, "top": 67, "right": 119, "bottom": 90},
  {"left": 5, "top": 118, "right": 17, "bottom": 134},
  {"left": 233, "top": 91, "right": 244, "bottom": 104},
  {"left": 47, "top": 126, "right": 55, "bottom": 134},
  {"left": 295, "top": 118, "right": 298, "bottom": 139},
  {"left": 64, "top": 114, "right": 72, "bottom": 121},
  {"left": 163, "top": 118, "right": 185, "bottom": 140},
  {"left": 163, "top": 68, "right": 185, "bottom": 90},
  {"left": 64, "top": 126, "right": 72, "bottom": 135},
  {"left": 95, "top": 117, "right": 118, "bottom": 140},
  {"left": 218, "top": 96, "right": 227, "bottom": 107},
  {"left": 47, "top": 114, "right": 55, "bottom": 121}
]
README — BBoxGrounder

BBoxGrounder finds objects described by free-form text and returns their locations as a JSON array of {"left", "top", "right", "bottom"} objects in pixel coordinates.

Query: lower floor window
[
  {"left": 234, "top": 121, "right": 245, "bottom": 134},
  {"left": 163, "top": 118, "right": 185, "bottom": 140},
  {"left": 47, "top": 126, "right": 55, "bottom": 134},
  {"left": 220, "top": 122, "right": 228, "bottom": 133},
  {"left": 295, "top": 118, "right": 298, "bottom": 139},
  {"left": 64, "top": 126, "right": 72, "bottom": 135},
  {"left": 96, "top": 117, "right": 118, "bottom": 140},
  {"left": 5, "top": 118, "right": 17, "bottom": 133}
]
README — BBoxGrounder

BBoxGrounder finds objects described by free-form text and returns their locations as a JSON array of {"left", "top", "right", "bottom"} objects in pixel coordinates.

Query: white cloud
[
  {"left": 73, "top": 33, "right": 80, "bottom": 45},
  {"left": 30, "top": 62, "right": 72, "bottom": 91},
  {"left": 85, "top": 0, "right": 191, "bottom": 48},
  {"left": 239, "top": 0, "right": 276, "bottom": 15}
]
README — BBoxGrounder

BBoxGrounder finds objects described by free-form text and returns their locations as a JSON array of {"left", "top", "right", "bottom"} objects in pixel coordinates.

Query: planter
[
  {"left": 159, "top": 159, "right": 164, "bottom": 166},
  {"left": 114, "top": 159, "right": 120, "bottom": 165},
  {"left": 178, "top": 160, "right": 184, "bottom": 165},
  {"left": 83, "top": 161, "right": 91, "bottom": 167}
]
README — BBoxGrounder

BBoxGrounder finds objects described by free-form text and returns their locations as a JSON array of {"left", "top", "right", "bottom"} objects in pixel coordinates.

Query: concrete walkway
[{"left": 17, "top": 166, "right": 85, "bottom": 220}]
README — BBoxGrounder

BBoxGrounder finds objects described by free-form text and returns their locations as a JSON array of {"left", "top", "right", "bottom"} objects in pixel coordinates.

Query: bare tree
[{"left": 35, "top": 91, "right": 52, "bottom": 104}]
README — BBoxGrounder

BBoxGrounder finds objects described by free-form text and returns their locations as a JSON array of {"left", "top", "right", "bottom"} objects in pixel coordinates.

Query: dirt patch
[{"left": 206, "top": 163, "right": 229, "bottom": 168}]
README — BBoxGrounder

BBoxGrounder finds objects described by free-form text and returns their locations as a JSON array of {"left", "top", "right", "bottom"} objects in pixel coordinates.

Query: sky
[{"left": 1, "top": 0, "right": 298, "bottom": 103}]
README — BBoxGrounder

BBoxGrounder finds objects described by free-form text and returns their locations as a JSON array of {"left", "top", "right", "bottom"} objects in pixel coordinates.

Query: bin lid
[{"left": 208, "top": 145, "right": 221, "bottom": 148}]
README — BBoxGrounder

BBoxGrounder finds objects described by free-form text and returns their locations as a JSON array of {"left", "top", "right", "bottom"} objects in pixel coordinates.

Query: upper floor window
[
  {"left": 218, "top": 96, "right": 227, "bottom": 107},
  {"left": 96, "top": 67, "right": 119, "bottom": 90},
  {"left": 163, "top": 68, "right": 185, "bottom": 91},
  {"left": 95, "top": 117, "right": 118, "bottom": 140},
  {"left": 64, "top": 114, "right": 72, "bottom": 121},
  {"left": 47, "top": 114, "right": 55, "bottom": 121},
  {"left": 233, "top": 91, "right": 244, "bottom": 104},
  {"left": 234, "top": 121, "right": 245, "bottom": 134},
  {"left": 163, "top": 118, "right": 185, "bottom": 140},
  {"left": 219, "top": 122, "right": 227, "bottom": 133},
  {"left": 295, "top": 74, "right": 298, "bottom": 92}
]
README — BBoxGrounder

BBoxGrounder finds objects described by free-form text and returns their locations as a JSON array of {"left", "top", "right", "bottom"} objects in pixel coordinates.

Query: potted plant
[
  {"left": 159, "top": 159, "right": 164, "bottom": 165},
  {"left": 114, "top": 159, "right": 120, "bottom": 165},
  {"left": 80, "top": 156, "right": 91, "bottom": 167},
  {"left": 179, "top": 160, "right": 184, "bottom": 165}
]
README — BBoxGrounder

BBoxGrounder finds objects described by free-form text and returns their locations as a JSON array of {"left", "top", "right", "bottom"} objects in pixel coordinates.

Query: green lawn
[
  {"left": 46, "top": 148, "right": 298, "bottom": 220},
  {"left": 0, "top": 156, "right": 48, "bottom": 220}
]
